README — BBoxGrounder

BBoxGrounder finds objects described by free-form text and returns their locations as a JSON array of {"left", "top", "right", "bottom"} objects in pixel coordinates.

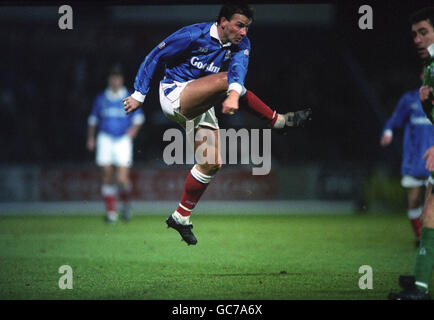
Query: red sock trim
[
  {"left": 270, "top": 111, "right": 278, "bottom": 126},
  {"left": 176, "top": 204, "right": 191, "bottom": 217}
]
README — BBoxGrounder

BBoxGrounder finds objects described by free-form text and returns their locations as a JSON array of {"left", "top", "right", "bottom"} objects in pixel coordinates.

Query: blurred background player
[
  {"left": 389, "top": 7, "right": 434, "bottom": 300},
  {"left": 123, "top": 3, "right": 311, "bottom": 245},
  {"left": 87, "top": 65, "right": 145, "bottom": 223},
  {"left": 380, "top": 69, "right": 434, "bottom": 247}
]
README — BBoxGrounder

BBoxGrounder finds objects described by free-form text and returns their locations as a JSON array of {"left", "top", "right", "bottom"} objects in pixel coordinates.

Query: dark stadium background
[{"left": 0, "top": 1, "right": 432, "bottom": 212}]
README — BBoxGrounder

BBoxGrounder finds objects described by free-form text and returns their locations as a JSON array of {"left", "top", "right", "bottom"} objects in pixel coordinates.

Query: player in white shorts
[
  {"left": 123, "top": 4, "right": 311, "bottom": 245},
  {"left": 159, "top": 80, "right": 219, "bottom": 130},
  {"left": 87, "top": 66, "right": 145, "bottom": 223}
]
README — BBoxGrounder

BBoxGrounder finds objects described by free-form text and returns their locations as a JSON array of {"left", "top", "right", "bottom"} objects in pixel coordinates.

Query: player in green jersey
[{"left": 389, "top": 7, "right": 434, "bottom": 300}]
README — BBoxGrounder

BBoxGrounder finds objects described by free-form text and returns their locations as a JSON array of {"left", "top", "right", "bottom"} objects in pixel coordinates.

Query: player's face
[
  {"left": 108, "top": 74, "right": 124, "bottom": 91},
  {"left": 412, "top": 20, "right": 434, "bottom": 59},
  {"left": 220, "top": 14, "right": 252, "bottom": 45}
]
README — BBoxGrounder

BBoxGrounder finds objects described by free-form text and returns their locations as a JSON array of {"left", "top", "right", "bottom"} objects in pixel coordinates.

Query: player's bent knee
[
  {"left": 216, "top": 72, "right": 228, "bottom": 92},
  {"left": 197, "top": 163, "right": 222, "bottom": 176}
]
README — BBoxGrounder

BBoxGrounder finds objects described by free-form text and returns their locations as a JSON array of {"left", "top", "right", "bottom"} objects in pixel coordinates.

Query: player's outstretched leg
[
  {"left": 239, "top": 90, "right": 312, "bottom": 132},
  {"left": 179, "top": 72, "right": 312, "bottom": 130}
]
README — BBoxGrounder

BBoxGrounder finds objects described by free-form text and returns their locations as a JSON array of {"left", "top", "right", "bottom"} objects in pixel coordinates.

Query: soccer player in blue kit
[
  {"left": 380, "top": 70, "right": 434, "bottom": 247},
  {"left": 123, "top": 3, "right": 311, "bottom": 245},
  {"left": 87, "top": 66, "right": 145, "bottom": 223}
]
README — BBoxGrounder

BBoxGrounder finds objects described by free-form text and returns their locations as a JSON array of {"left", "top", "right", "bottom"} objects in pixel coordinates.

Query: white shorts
[
  {"left": 401, "top": 175, "right": 427, "bottom": 188},
  {"left": 159, "top": 80, "right": 219, "bottom": 130},
  {"left": 96, "top": 132, "right": 133, "bottom": 167}
]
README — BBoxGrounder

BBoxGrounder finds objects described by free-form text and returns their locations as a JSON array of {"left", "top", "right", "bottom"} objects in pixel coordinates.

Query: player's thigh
[
  {"left": 113, "top": 135, "right": 133, "bottom": 168},
  {"left": 194, "top": 126, "right": 222, "bottom": 175},
  {"left": 96, "top": 132, "right": 115, "bottom": 167},
  {"left": 180, "top": 72, "right": 228, "bottom": 119}
]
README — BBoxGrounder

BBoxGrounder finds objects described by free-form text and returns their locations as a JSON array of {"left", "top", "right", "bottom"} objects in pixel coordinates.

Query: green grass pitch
[{"left": 0, "top": 213, "right": 431, "bottom": 300}]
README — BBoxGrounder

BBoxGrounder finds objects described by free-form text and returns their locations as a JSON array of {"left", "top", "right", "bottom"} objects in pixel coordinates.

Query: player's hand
[
  {"left": 380, "top": 134, "right": 392, "bottom": 147},
  {"left": 123, "top": 96, "right": 142, "bottom": 115},
  {"left": 87, "top": 137, "right": 95, "bottom": 151},
  {"left": 419, "top": 85, "right": 433, "bottom": 103},
  {"left": 423, "top": 145, "right": 434, "bottom": 171},
  {"left": 419, "top": 86, "right": 434, "bottom": 123},
  {"left": 222, "top": 91, "right": 239, "bottom": 115}
]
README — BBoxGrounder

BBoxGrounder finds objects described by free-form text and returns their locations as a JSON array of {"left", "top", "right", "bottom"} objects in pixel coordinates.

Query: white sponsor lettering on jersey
[{"left": 190, "top": 56, "right": 221, "bottom": 73}]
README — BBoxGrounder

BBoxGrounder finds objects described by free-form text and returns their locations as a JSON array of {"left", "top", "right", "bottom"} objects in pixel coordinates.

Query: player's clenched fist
[
  {"left": 222, "top": 91, "right": 239, "bottom": 115},
  {"left": 123, "top": 96, "right": 142, "bottom": 114}
]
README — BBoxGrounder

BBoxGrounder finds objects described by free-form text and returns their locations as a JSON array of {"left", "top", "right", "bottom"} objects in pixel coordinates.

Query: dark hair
[
  {"left": 410, "top": 7, "right": 434, "bottom": 28},
  {"left": 108, "top": 64, "right": 124, "bottom": 77},
  {"left": 216, "top": 3, "right": 254, "bottom": 24}
]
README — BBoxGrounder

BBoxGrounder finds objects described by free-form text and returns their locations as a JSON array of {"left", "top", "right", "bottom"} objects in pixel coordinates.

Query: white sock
[
  {"left": 273, "top": 113, "right": 286, "bottom": 129},
  {"left": 172, "top": 211, "right": 191, "bottom": 225},
  {"left": 408, "top": 207, "right": 423, "bottom": 219}
]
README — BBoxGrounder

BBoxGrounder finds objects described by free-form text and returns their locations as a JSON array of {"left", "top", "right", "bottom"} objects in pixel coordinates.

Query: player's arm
[
  {"left": 87, "top": 124, "right": 97, "bottom": 151},
  {"left": 222, "top": 40, "right": 250, "bottom": 115},
  {"left": 124, "top": 28, "right": 194, "bottom": 114},
  {"left": 87, "top": 98, "right": 100, "bottom": 151},
  {"left": 127, "top": 111, "right": 145, "bottom": 139},
  {"left": 380, "top": 94, "right": 410, "bottom": 147}
]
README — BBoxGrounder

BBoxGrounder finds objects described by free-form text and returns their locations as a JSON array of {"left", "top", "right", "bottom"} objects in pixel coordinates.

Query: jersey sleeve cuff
[
  {"left": 132, "top": 90, "right": 146, "bottom": 103},
  {"left": 87, "top": 115, "right": 98, "bottom": 126},
  {"left": 228, "top": 83, "right": 243, "bottom": 95},
  {"left": 383, "top": 129, "right": 393, "bottom": 137}
]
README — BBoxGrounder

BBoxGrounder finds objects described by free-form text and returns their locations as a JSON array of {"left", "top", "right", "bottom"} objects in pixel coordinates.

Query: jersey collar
[
  {"left": 210, "top": 22, "right": 232, "bottom": 48},
  {"left": 105, "top": 86, "right": 127, "bottom": 102}
]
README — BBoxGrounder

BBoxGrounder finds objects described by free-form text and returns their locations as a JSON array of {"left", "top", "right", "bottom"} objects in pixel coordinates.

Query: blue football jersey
[
  {"left": 133, "top": 22, "right": 250, "bottom": 99},
  {"left": 382, "top": 89, "right": 434, "bottom": 177},
  {"left": 88, "top": 86, "right": 145, "bottom": 137}
]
